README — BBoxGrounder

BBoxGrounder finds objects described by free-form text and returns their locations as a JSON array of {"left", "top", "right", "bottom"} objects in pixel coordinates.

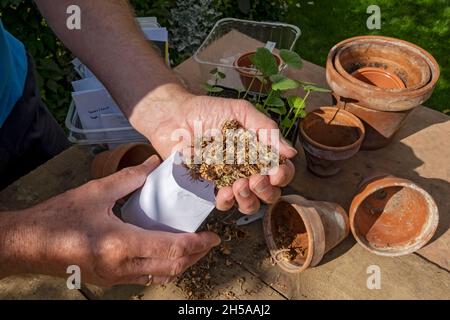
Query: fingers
[
  {"left": 98, "top": 155, "right": 161, "bottom": 201},
  {"left": 232, "top": 178, "right": 260, "bottom": 214},
  {"left": 126, "top": 250, "right": 208, "bottom": 281},
  {"left": 122, "top": 274, "right": 176, "bottom": 286},
  {"left": 249, "top": 174, "right": 281, "bottom": 204},
  {"left": 268, "top": 159, "right": 295, "bottom": 187},
  {"left": 133, "top": 230, "right": 221, "bottom": 260},
  {"left": 216, "top": 186, "right": 235, "bottom": 211}
]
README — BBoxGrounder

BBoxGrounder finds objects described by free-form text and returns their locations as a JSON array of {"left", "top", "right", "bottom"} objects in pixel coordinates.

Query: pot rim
[
  {"left": 349, "top": 176, "right": 439, "bottom": 256},
  {"left": 299, "top": 106, "right": 366, "bottom": 152},
  {"left": 326, "top": 36, "right": 440, "bottom": 109},
  {"left": 102, "top": 143, "right": 156, "bottom": 177},
  {"left": 263, "top": 195, "right": 325, "bottom": 273},
  {"left": 233, "top": 51, "right": 282, "bottom": 77},
  {"left": 333, "top": 37, "right": 433, "bottom": 92}
]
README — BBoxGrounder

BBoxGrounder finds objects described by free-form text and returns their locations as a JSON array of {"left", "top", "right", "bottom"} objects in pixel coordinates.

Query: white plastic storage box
[{"left": 193, "top": 18, "right": 301, "bottom": 92}]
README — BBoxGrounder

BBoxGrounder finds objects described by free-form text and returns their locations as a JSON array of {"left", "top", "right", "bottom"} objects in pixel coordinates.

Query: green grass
[{"left": 281, "top": 0, "right": 450, "bottom": 113}]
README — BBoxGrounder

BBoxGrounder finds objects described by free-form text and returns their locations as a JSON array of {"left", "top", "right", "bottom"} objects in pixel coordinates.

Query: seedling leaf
[
  {"left": 250, "top": 47, "right": 279, "bottom": 77},
  {"left": 271, "top": 76, "right": 299, "bottom": 91},
  {"left": 303, "top": 84, "right": 331, "bottom": 93},
  {"left": 280, "top": 49, "right": 303, "bottom": 69}
]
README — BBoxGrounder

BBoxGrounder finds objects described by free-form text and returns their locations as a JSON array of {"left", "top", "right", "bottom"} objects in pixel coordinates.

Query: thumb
[{"left": 100, "top": 155, "right": 161, "bottom": 201}]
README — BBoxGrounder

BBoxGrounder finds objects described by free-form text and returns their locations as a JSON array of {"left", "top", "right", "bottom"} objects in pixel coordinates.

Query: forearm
[
  {"left": 34, "top": 0, "right": 188, "bottom": 140},
  {"left": 0, "top": 210, "right": 46, "bottom": 278}
]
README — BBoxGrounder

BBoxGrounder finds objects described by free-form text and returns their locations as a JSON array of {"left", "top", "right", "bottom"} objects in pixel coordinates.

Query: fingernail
[
  {"left": 239, "top": 187, "right": 250, "bottom": 198},
  {"left": 255, "top": 178, "right": 270, "bottom": 193}
]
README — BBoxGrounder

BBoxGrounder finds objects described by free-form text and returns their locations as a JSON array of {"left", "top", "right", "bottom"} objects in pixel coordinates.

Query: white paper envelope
[{"left": 121, "top": 152, "right": 216, "bottom": 233}]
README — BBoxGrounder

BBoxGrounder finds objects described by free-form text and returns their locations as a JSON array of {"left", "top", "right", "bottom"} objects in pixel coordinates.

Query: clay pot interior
[
  {"left": 335, "top": 40, "right": 431, "bottom": 91},
  {"left": 351, "top": 177, "right": 439, "bottom": 256},
  {"left": 264, "top": 195, "right": 350, "bottom": 273},
  {"left": 267, "top": 200, "right": 313, "bottom": 272},
  {"left": 299, "top": 107, "right": 365, "bottom": 177},
  {"left": 234, "top": 51, "right": 282, "bottom": 92},
  {"left": 301, "top": 109, "right": 363, "bottom": 149}
]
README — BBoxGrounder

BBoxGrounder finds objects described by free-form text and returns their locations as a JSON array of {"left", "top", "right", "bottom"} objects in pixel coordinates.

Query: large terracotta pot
[
  {"left": 298, "top": 106, "right": 365, "bottom": 177},
  {"left": 263, "top": 195, "right": 349, "bottom": 273},
  {"left": 334, "top": 38, "right": 431, "bottom": 91},
  {"left": 332, "top": 93, "right": 412, "bottom": 150},
  {"left": 349, "top": 174, "right": 439, "bottom": 256},
  {"left": 326, "top": 35, "right": 440, "bottom": 112}
]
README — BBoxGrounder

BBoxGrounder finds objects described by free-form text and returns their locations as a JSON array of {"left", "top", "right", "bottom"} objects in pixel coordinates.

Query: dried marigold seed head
[{"left": 185, "top": 120, "right": 284, "bottom": 188}]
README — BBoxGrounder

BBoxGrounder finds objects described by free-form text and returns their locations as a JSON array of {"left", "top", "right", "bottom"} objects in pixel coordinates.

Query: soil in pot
[
  {"left": 303, "top": 116, "right": 361, "bottom": 148},
  {"left": 299, "top": 107, "right": 365, "bottom": 177},
  {"left": 271, "top": 201, "right": 309, "bottom": 263},
  {"left": 350, "top": 175, "right": 439, "bottom": 256},
  {"left": 264, "top": 195, "right": 350, "bottom": 273}
]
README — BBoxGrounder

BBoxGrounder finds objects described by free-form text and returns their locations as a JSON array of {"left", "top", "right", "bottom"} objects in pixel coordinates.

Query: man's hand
[
  {"left": 35, "top": 0, "right": 297, "bottom": 214},
  {"left": 0, "top": 156, "right": 221, "bottom": 286},
  {"left": 130, "top": 87, "right": 297, "bottom": 215}
]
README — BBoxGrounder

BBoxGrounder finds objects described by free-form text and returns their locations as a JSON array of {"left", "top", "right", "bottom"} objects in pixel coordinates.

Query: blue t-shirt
[{"left": 0, "top": 20, "right": 27, "bottom": 127}]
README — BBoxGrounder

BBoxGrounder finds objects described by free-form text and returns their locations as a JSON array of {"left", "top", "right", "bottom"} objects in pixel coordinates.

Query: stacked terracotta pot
[{"left": 326, "top": 35, "right": 440, "bottom": 150}]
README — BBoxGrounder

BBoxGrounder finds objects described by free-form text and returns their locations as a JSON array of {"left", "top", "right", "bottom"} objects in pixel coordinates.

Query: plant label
[{"left": 121, "top": 152, "right": 216, "bottom": 233}]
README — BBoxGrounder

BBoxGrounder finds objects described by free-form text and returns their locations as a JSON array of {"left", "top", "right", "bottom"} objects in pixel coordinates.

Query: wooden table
[{"left": 1, "top": 32, "right": 449, "bottom": 300}]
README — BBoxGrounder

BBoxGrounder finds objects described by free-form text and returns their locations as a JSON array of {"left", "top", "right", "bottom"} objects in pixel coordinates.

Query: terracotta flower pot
[
  {"left": 263, "top": 195, "right": 349, "bottom": 273},
  {"left": 91, "top": 143, "right": 157, "bottom": 179},
  {"left": 332, "top": 93, "right": 412, "bottom": 150},
  {"left": 334, "top": 38, "right": 431, "bottom": 91},
  {"left": 351, "top": 67, "right": 406, "bottom": 89},
  {"left": 234, "top": 51, "right": 282, "bottom": 93},
  {"left": 299, "top": 106, "right": 365, "bottom": 177},
  {"left": 326, "top": 35, "right": 440, "bottom": 112},
  {"left": 349, "top": 174, "right": 439, "bottom": 256}
]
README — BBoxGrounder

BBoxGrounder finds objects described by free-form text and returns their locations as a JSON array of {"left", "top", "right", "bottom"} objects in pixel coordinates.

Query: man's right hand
[{"left": 0, "top": 155, "right": 221, "bottom": 287}]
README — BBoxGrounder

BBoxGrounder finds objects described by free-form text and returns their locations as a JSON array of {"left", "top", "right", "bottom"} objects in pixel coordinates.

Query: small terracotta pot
[
  {"left": 91, "top": 143, "right": 157, "bottom": 179},
  {"left": 234, "top": 51, "right": 282, "bottom": 93},
  {"left": 299, "top": 106, "right": 365, "bottom": 177},
  {"left": 351, "top": 67, "right": 406, "bottom": 89},
  {"left": 332, "top": 93, "right": 412, "bottom": 150},
  {"left": 326, "top": 35, "right": 440, "bottom": 112},
  {"left": 349, "top": 174, "right": 439, "bottom": 256},
  {"left": 263, "top": 195, "right": 349, "bottom": 273}
]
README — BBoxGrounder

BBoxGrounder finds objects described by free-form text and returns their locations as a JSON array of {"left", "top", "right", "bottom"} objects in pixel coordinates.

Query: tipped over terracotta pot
[
  {"left": 349, "top": 175, "right": 439, "bottom": 256},
  {"left": 299, "top": 106, "right": 365, "bottom": 177},
  {"left": 263, "top": 195, "right": 349, "bottom": 273},
  {"left": 91, "top": 143, "right": 157, "bottom": 179}
]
